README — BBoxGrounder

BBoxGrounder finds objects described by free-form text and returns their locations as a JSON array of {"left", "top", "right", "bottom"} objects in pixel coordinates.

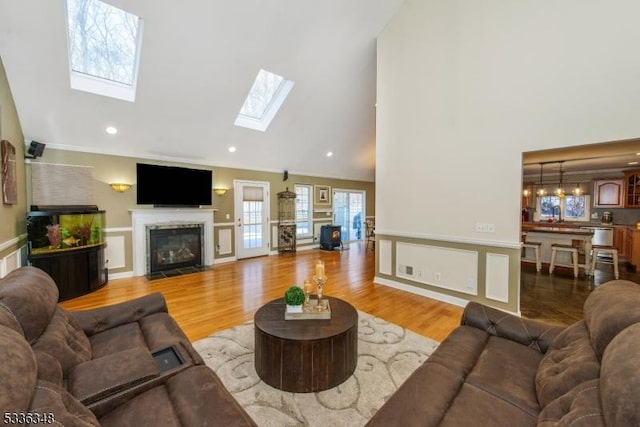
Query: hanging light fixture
[
  {"left": 573, "top": 182, "right": 582, "bottom": 196},
  {"left": 536, "top": 163, "right": 546, "bottom": 196},
  {"left": 555, "top": 161, "right": 565, "bottom": 198}
]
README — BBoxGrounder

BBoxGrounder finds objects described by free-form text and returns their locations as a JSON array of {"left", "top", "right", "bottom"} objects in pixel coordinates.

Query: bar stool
[
  {"left": 521, "top": 241, "right": 542, "bottom": 272},
  {"left": 549, "top": 243, "right": 579, "bottom": 277},
  {"left": 590, "top": 245, "right": 619, "bottom": 279}
]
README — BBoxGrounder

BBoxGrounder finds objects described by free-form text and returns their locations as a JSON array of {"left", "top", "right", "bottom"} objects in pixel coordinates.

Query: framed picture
[
  {"left": 315, "top": 185, "right": 331, "bottom": 205},
  {"left": 1, "top": 140, "right": 17, "bottom": 205}
]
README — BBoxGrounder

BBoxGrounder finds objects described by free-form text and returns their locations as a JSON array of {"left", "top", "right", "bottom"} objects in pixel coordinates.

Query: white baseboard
[
  {"left": 108, "top": 270, "right": 134, "bottom": 280},
  {"left": 374, "top": 276, "right": 470, "bottom": 308}
]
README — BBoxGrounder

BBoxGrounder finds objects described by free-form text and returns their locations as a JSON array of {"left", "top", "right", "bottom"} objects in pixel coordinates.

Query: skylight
[
  {"left": 65, "top": 0, "right": 143, "bottom": 102},
  {"left": 234, "top": 69, "right": 294, "bottom": 132}
]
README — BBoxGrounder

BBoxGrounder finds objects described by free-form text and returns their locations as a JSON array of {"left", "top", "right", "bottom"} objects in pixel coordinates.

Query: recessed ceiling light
[
  {"left": 228, "top": 146, "right": 236, "bottom": 153},
  {"left": 327, "top": 151, "right": 333, "bottom": 157},
  {"left": 105, "top": 126, "right": 118, "bottom": 135}
]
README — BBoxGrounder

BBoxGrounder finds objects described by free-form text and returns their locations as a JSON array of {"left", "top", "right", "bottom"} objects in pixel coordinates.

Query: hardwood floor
[
  {"left": 61, "top": 243, "right": 463, "bottom": 342},
  {"left": 61, "top": 242, "right": 640, "bottom": 343},
  {"left": 520, "top": 260, "right": 640, "bottom": 326}
]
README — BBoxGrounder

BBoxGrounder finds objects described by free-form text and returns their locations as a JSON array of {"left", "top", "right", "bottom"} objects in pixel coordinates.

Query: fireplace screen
[{"left": 148, "top": 224, "right": 203, "bottom": 273}]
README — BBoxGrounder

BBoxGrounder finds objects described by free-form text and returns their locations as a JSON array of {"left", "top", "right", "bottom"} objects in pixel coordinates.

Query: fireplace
[
  {"left": 320, "top": 225, "right": 343, "bottom": 251},
  {"left": 131, "top": 209, "right": 214, "bottom": 277},
  {"left": 147, "top": 223, "right": 203, "bottom": 275}
]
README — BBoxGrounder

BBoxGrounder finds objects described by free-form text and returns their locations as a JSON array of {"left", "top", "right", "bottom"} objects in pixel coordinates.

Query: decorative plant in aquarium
[{"left": 46, "top": 224, "right": 61, "bottom": 248}]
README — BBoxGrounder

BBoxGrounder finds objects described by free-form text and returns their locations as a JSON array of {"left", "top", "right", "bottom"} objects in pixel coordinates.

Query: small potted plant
[{"left": 284, "top": 285, "right": 305, "bottom": 313}]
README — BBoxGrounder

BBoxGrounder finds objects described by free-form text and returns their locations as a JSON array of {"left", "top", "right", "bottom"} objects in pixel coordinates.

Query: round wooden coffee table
[{"left": 254, "top": 296, "right": 358, "bottom": 393}]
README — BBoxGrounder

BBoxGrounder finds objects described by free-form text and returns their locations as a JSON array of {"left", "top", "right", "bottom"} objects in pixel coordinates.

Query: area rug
[{"left": 192, "top": 311, "right": 439, "bottom": 426}]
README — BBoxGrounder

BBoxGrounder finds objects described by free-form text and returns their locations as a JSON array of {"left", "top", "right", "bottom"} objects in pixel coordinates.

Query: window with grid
[
  {"left": 294, "top": 184, "right": 312, "bottom": 237},
  {"left": 538, "top": 195, "right": 591, "bottom": 221}
]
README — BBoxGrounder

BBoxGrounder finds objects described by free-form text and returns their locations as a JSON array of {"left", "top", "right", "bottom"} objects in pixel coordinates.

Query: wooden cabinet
[
  {"left": 630, "top": 230, "right": 640, "bottom": 268},
  {"left": 593, "top": 179, "right": 624, "bottom": 208},
  {"left": 29, "top": 244, "right": 107, "bottom": 301},
  {"left": 522, "top": 182, "right": 535, "bottom": 208},
  {"left": 624, "top": 170, "right": 640, "bottom": 207},
  {"left": 613, "top": 226, "right": 627, "bottom": 257}
]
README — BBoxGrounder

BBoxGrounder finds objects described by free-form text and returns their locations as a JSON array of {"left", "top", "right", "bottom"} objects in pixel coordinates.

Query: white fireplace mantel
[{"left": 130, "top": 208, "right": 215, "bottom": 276}]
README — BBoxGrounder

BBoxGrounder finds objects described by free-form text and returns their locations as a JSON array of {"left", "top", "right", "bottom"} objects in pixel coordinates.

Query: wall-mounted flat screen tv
[{"left": 136, "top": 163, "right": 212, "bottom": 207}]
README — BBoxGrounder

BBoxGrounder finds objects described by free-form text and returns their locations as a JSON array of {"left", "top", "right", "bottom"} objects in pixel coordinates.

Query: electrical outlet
[
  {"left": 467, "top": 278, "right": 474, "bottom": 289},
  {"left": 435, "top": 272, "right": 441, "bottom": 281},
  {"left": 476, "top": 223, "right": 495, "bottom": 233}
]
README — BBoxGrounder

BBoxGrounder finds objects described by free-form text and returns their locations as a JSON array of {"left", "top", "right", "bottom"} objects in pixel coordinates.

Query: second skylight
[{"left": 235, "top": 69, "right": 294, "bottom": 132}]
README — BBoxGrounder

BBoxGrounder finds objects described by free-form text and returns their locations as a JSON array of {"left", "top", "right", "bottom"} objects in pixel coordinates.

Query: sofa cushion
[
  {"left": 0, "top": 325, "right": 37, "bottom": 413},
  {"left": 464, "top": 335, "right": 542, "bottom": 418},
  {"left": 600, "top": 323, "right": 640, "bottom": 426},
  {"left": 34, "top": 350, "right": 64, "bottom": 386},
  {"left": 367, "top": 325, "right": 542, "bottom": 426},
  {"left": 537, "top": 379, "right": 605, "bottom": 426},
  {"left": 88, "top": 312, "right": 203, "bottom": 365},
  {"left": 28, "top": 380, "right": 100, "bottom": 426},
  {"left": 583, "top": 279, "right": 640, "bottom": 360},
  {"left": 98, "top": 365, "right": 257, "bottom": 427},
  {"left": 31, "top": 306, "right": 92, "bottom": 376},
  {"left": 535, "top": 320, "right": 600, "bottom": 408},
  {"left": 0, "top": 266, "right": 58, "bottom": 342}
]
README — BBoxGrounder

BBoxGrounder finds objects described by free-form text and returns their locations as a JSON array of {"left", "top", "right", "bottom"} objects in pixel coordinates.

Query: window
[
  {"left": 294, "top": 184, "right": 312, "bottom": 238},
  {"left": 234, "top": 69, "right": 294, "bottom": 132},
  {"left": 66, "top": 0, "right": 143, "bottom": 101},
  {"left": 538, "top": 195, "right": 591, "bottom": 222}
]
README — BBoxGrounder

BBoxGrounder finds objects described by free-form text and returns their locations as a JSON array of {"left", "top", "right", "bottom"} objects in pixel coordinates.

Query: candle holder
[{"left": 313, "top": 274, "right": 327, "bottom": 302}]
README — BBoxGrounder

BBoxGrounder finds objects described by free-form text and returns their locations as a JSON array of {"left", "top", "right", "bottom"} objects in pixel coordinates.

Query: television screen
[{"left": 136, "top": 163, "right": 212, "bottom": 206}]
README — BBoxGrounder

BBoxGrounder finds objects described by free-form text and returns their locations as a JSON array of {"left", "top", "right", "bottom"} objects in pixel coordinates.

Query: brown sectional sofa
[
  {"left": 367, "top": 279, "right": 640, "bottom": 426},
  {"left": 0, "top": 266, "right": 256, "bottom": 426}
]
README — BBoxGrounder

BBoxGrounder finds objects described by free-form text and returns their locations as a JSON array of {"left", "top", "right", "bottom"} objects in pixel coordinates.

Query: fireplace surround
[
  {"left": 131, "top": 209, "right": 215, "bottom": 276},
  {"left": 147, "top": 223, "right": 203, "bottom": 274}
]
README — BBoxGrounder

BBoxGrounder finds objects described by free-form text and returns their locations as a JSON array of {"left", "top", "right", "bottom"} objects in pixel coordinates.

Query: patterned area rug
[{"left": 192, "top": 311, "right": 439, "bottom": 426}]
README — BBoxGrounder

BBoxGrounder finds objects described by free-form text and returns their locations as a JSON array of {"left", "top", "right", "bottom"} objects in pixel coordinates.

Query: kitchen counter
[
  {"left": 525, "top": 227, "right": 594, "bottom": 236},
  {"left": 523, "top": 228, "right": 594, "bottom": 272}
]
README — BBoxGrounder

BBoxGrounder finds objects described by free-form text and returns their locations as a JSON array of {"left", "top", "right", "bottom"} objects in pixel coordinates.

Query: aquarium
[{"left": 27, "top": 208, "right": 106, "bottom": 255}]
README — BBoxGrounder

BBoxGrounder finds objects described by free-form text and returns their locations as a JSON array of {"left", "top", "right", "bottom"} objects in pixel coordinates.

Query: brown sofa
[
  {"left": 0, "top": 266, "right": 256, "bottom": 426},
  {"left": 368, "top": 279, "right": 640, "bottom": 426}
]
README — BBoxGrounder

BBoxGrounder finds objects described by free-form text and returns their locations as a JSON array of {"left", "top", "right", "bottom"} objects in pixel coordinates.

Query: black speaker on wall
[
  {"left": 283, "top": 170, "right": 289, "bottom": 181},
  {"left": 25, "top": 141, "right": 46, "bottom": 159}
]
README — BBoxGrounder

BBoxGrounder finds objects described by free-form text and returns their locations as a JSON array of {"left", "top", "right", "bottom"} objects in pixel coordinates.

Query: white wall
[
  {"left": 376, "top": 0, "right": 640, "bottom": 306},
  {"left": 377, "top": 0, "right": 640, "bottom": 244}
]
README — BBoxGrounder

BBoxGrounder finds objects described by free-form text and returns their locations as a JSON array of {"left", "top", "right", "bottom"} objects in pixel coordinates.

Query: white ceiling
[{"left": 0, "top": 0, "right": 407, "bottom": 182}]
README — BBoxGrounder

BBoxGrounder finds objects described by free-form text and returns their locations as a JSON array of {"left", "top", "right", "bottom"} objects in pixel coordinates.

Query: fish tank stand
[{"left": 27, "top": 206, "right": 108, "bottom": 301}]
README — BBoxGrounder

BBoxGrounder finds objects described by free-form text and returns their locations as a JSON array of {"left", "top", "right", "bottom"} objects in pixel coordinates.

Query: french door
[
  {"left": 234, "top": 180, "right": 270, "bottom": 259},
  {"left": 333, "top": 189, "right": 365, "bottom": 242}
]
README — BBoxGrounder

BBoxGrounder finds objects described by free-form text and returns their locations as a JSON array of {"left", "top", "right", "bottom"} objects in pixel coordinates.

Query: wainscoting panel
[
  {"left": 485, "top": 252, "right": 510, "bottom": 303},
  {"left": 379, "top": 239, "right": 392, "bottom": 275},
  {"left": 105, "top": 236, "right": 126, "bottom": 269},
  {"left": 0, "top": 249, "right": 21, "bottom": 278},
  {"left": 218, "top": 229, "right": 232, "bottom": 255},
  {"left": 396, "top": 242, "right": 478, "bottom": 295}
]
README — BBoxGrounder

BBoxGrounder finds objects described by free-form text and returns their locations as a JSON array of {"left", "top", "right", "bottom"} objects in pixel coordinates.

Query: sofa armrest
[
  {"left": 71, "top": 293, "right": 168, "bottom": 337},
  {"left": 68, "top": 347, "right": 160, "bottom": 405},
  {"left": 461, "top": 302, "right": 564, "bottom": 353}
]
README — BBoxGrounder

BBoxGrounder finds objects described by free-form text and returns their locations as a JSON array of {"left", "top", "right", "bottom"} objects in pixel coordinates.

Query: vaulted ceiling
[{"left": 0, "top": 0, "right": 407, "bottom": 182}]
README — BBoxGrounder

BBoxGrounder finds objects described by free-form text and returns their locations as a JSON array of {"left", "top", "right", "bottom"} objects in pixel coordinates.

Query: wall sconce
[
  {"left": 214, "top": 188, "right": 228, "bottom": 196},
  {"left": 109, "top": 183, "right": 132, "bottom": 193}
]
